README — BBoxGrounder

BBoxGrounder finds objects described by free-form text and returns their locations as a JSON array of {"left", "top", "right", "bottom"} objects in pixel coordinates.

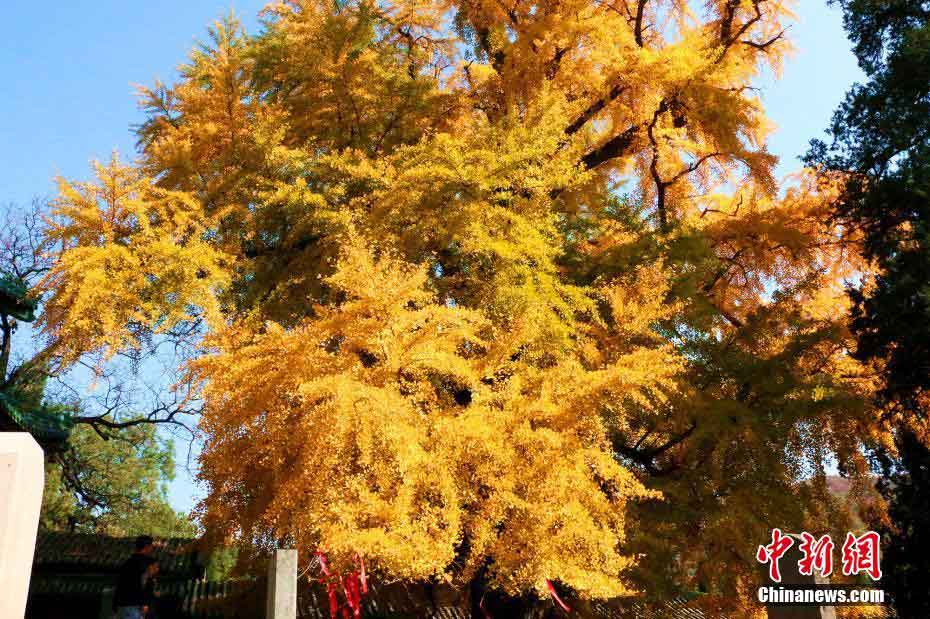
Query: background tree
[
  {"left": 1, "top": 202, "right": 197, "bottom": 538},
  {"left": 806, "top": 1, "right": 930, "bottom": 615},
  {"left": 41, "top": 423, "right": 196, "bottom": 538},
  {"left": 37, "top": 1, "right": 890, "bottom": 613}
]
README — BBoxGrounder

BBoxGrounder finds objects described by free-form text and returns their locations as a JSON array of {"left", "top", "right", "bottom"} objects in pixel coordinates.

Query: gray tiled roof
[{"left": 33, "top": 531, "right": 201, "bottom": 578}]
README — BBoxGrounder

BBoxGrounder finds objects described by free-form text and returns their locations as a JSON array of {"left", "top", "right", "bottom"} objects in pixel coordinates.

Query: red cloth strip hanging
[{"left": 546, "top": 579, "right": 571, "bottom": 613}]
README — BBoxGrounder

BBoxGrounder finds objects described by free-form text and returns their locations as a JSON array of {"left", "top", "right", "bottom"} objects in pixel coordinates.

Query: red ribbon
[
  {"left": 356, "top": 554, "right": 368, "bottom": 595},
  {"left": 546, "top": 579, "right": 571, "bottom": 613},
  {"left": 479, "top": 593, "right": 492, "bottom": 619},
  {"left": 345, "top": 572, "right": 362, "bottom": 617},
  {"left": 316, "top": 549, "right": 369, "bottom": 618},
  {"left": 327, "top": 581, "right": 339, "bottom": 619},
  {"left": 316, "top": 551, "right": 331, "bottom": 577}
]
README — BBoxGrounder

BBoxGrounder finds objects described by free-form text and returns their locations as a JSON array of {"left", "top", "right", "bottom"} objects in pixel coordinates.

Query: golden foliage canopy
[{"left": 39, "top": 0, "right": 888, "bottom": 607}]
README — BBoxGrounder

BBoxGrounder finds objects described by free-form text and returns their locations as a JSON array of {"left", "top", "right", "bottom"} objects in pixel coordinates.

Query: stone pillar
[
  {"left": 266, "top": 548, "right": 298, "bottom": 619},
  {"left": 98, "top": 586, "right": 115, "bottom": 619},
  {"left": 765, "top": 534, "right": 836, "bottom": 619},
  {"left": 0, "top": 433, "right": 45, "bottom": 619}
]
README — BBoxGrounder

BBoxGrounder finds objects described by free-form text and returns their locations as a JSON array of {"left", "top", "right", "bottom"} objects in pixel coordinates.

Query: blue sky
[
  {"left": 0, "top": 2, "right": 863, "bottom": 514},
  {"left": 0, "top": 0, "right": 266, "bottom": 206}
]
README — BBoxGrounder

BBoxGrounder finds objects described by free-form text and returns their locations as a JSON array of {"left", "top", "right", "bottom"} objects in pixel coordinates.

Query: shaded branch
[
  {"left": 580, "top": 123, "right": 642, "bottom": 170},
  {"left": 742, "top": 28, "right": 787, "bottom": 51},
  {"left": 634, "top": 0, "right": 649, "bottom": 47},
  {"left": 565, "top": 83, "right": 627, "bottom": 136},
  {"left": 715, "top": 0, "right": 767, "bottom": 64},
  {"left": 73, "top": 399, "right": 198, "bottom": 440},
  {"left": 0, "top": 315, "right": 10, "bottom": 382},
  {"left": 242, "top": 233, "right": 324, "bottom": 259},
  {"left": 615, "top": 421, "right": 698, "bottom": 476}
]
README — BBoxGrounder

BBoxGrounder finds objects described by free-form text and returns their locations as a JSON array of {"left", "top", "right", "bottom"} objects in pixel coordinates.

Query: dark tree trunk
[{"left": 467, "top": 575, "right": 560, "bottom": 618}]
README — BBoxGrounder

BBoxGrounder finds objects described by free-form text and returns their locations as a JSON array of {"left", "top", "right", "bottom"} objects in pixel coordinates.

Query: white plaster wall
[{"left": 0, "top": 433, "right": 45, "bottom": 619}]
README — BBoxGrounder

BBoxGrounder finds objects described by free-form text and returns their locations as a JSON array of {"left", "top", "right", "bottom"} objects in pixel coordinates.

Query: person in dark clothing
[{"left": 112, "top": 535, "right": 159, "bottom": 619}]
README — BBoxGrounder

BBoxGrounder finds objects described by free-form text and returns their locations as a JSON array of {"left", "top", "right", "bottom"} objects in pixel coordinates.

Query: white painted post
[
  {"left": 266, "top": 548, "right": 298, "bottom": 619},
  {"left": 0, "top": 433, "right": 45, "bottom": 619}
]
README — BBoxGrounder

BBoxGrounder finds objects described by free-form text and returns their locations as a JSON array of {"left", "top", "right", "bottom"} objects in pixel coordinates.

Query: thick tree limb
[
  {"left": 580, "top": 124, "right": 642, "bottom": 170},
  {"left": 565, "top": 83, "right": 627, "bottom": 136},
  {"left": 634, "top": 0, "right": 649, "bottom": 47},
  {"left": 615, "top": 421, "right": 698, "bottom": 476}
]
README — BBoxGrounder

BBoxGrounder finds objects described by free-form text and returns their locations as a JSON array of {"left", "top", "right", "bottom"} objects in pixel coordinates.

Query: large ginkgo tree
[{"left": 37, "top": 0, "right": 899, "bottom": 613}]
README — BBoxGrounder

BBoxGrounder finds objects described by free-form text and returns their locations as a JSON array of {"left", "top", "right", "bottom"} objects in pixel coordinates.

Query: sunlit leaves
[
  {"left": 37, "top": 0, "right": 886, "bottom": 609},
  {"left": 41, "top": 156, "right": 229, "bottom": 364}
]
